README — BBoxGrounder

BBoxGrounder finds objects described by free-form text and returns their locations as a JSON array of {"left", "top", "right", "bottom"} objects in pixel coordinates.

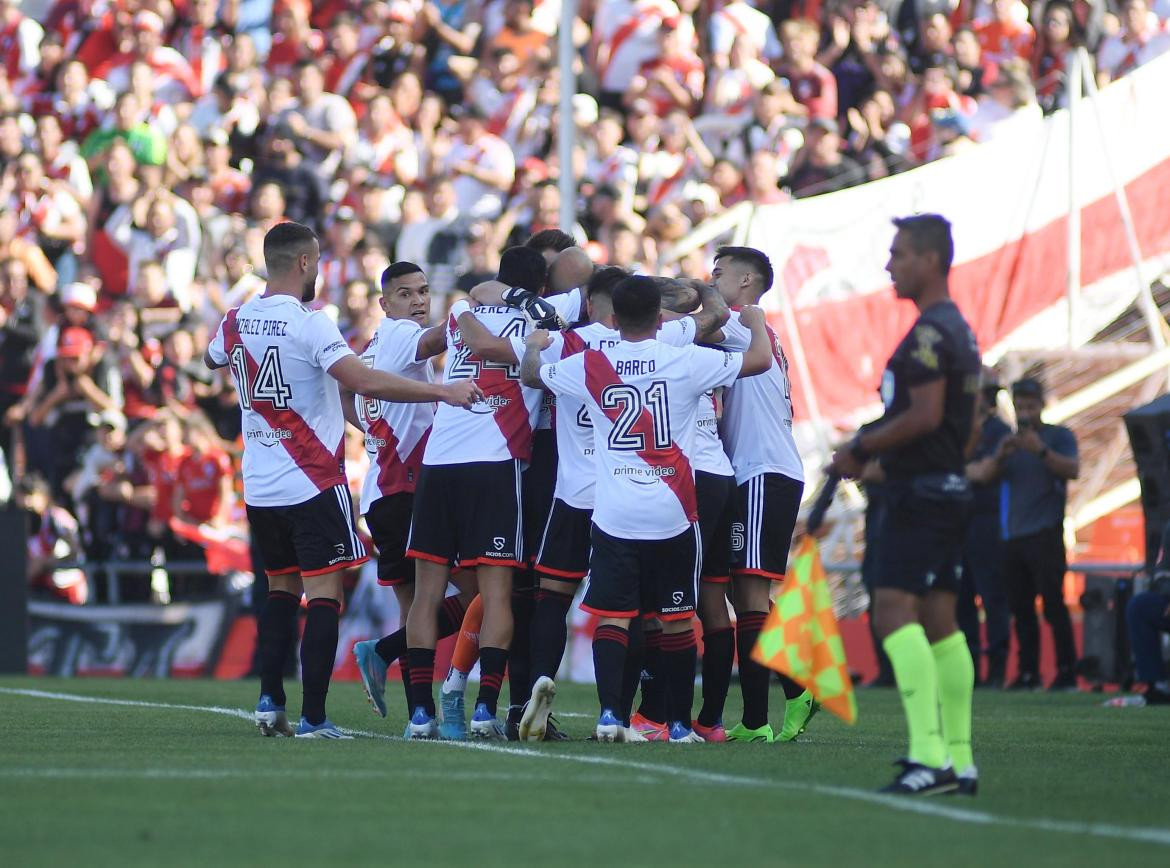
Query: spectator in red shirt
[
  {"left": 92, "top": 11, "right": 200, "bottom": 104},
  {"left": 780, "top": 19, "right": 839, "bottom": 120},
  {"left": 174, "top": 414, "right": 233, "bottom": 528},
  {"left": 627, "top": 17, "right": 704, "bottom": 116},
  {"left": 975, "top": 0, "right": 1036, "bottom": 65}
]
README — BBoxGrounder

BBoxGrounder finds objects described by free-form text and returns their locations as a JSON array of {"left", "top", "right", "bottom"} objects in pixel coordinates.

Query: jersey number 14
[{"left": 230, "top": 345, "right": 293, "bottom": 410}]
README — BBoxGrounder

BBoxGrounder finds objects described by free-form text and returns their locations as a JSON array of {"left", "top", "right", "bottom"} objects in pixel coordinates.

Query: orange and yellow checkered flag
[{"left": 751, "top": 536, "right": 858, "bottom": 724}]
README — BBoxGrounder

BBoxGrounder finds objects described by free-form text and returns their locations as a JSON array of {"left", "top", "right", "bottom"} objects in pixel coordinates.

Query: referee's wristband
[{"left": 850, "top": 438, "right": 871, "bottom": 463}]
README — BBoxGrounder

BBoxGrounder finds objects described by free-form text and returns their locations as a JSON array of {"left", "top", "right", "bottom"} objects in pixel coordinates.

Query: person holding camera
[{"left": 979, "top": 377, "right": 1080, "bottom": 690}]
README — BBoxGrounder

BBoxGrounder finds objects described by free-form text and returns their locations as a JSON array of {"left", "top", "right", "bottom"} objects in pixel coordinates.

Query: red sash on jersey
[
  {"left": 646, "top": 152, "right": 694, "bottom": 208},
  {"left": 583, "top": 349, "right": 698, "bottom": 522},
  {"left": 223, "top": 309, "right": 346, "bottom": 493},
  {"left": 0, "top": 19, "right": 24, "bottom": 81},
  {"left": 366, "top": 418, "right": 429, "bottom": 497},
  {"left": 599, "top": 3, "right": 664, "bottom": 86},
  {"left": 324, "top": 50, "right": 369, "bottom": 98}
]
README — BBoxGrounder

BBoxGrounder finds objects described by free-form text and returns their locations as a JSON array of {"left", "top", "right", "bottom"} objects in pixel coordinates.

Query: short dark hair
[
  {"left": 381, "top": 260, "right": 424, "bottom": 289},
  {"left": 585, "top": 266, "right": 630, "bottom": 301},
  {"left": 612, "top": 275, "right": 661, "bottom": 331},
  {"left": 892, "top": 213, "right": 954, "bottom": 274},
  {"left": 263, "top": 221, "right": 317, "bottom": 276},
  {"left": 497, "top": 246, "right": 547, "bottom": 293},
  {"left": 1011, "top": 377, "right": 1045, "bottom": 401},
  {"left": 525, "top": 228, "right": 575, "bottom": 254},
  {"left": 714, "top": 246, "right": 774, "bottom": 292}
]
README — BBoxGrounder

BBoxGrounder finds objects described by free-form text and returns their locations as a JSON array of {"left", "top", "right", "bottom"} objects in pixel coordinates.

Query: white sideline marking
[{"left": 4, "top": 687, "right": 1169, "bottom": 848}]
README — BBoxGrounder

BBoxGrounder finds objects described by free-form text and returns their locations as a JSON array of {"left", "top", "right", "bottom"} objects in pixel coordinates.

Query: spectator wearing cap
[
  {"left": 784, "top": 119, "right": 868, "bottom": 197},
  {"left": 26, "top": 323, "right": 121, "bottom": 498},
  {"left": 92, "top": 10, "right": 200, "bottom": 104},
  {"left": 975, "top": 0, "right": 1037, "bottom": 66},
  {"left": 979, "top": 377, "right": 1080, "bottom": 691},
  {"left": 1097, "top": 0, "right": 1170, "bottom": 85},
  {"left": 780, "top": 19, "right": 839, "bottom": 121},
  {"left": 438, "top": 104, "right": 515, "bottom": 220}
]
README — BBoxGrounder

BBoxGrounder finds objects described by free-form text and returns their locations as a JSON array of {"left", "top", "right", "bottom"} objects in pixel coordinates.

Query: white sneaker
[
  {"left": 622, "top": 726, "right": 649, "bottom": 743},
  {"left": 255, "top": 695, "right": 294, "bottom": 737},
  {"left": 668, "top": 722, "right": 705, "bottom": 743},
  {"left": 595, "top": 710, "right": 623, "bottom": 742},
  {"left": 519, "top": 676, "right": 556, "bottom": 741}
]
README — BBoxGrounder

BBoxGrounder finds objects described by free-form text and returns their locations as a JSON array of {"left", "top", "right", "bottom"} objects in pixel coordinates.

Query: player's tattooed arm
[
  {"left": 457, "top": 310, "right": 519, "bottom": 364},
  {"left": 734, "top": 305, "right": 772, "bottom": 378},
  {"left": 690, "top": 281, "right": 731, "bottom": 338},
  {"left": 468, "top": 280, "right": 509, "bottom": 306},
  {"left": 520, "top": 329, "right": 553, "bottom": 389}
]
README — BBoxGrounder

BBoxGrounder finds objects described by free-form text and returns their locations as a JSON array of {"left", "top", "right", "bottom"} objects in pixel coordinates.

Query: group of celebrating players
[{"left": 207, "top": 213, "right": 981, "bottom": 795}]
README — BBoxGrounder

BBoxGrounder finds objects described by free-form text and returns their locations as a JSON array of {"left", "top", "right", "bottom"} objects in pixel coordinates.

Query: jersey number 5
[
  {"left": 601, "top": 381, "right": 671, "bottom": 451},
  {"left": 230, "top": 345, "right": 293, "bottom": 410}
]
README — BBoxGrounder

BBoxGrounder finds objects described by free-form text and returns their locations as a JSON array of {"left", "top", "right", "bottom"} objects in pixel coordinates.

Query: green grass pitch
[{"left": 1, "top": 675, "right": 1168, "bottom": 866}]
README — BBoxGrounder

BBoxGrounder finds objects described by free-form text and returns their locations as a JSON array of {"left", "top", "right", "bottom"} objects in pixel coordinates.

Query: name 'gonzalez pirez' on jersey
[
  {"left": 355, "top": 316, "right": 435, "bottom": 516},
  {"left": 539, "top": 337, "right": 743, "bottom": 541},
  {"left": 208, "top": 294, "right": 354, "bottom": 508}
]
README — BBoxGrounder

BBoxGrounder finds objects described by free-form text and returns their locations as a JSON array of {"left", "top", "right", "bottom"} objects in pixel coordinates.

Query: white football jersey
[
  {"left": 541, "top": 337, "right": 742, "bottom": 539},
  {"left": 423, "top": 301, "right": 544, "bottom": 466},
  {"left": 694, "top": 388, "right": 734, "bottom": 477},
  {"left": 208, "top": 294, "right": 354, "bottom": 507},
  {"left": 514, "top": 317, "right": 697, "bottom": 510},
  {"left": 355, "top": 317, "right": 436, "bottom": 514},
  {"left": 717, "top": 310, "right": 805, "bottom": 484}
]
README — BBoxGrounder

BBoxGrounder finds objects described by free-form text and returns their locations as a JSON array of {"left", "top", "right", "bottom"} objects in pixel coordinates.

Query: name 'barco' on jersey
[{"left": 615, "top": 359, "right": 656, "bottom": 376}]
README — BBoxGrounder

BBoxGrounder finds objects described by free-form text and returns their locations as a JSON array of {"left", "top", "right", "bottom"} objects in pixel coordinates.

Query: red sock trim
[
  {"left": 536, "top": 588, "right": 574, "bottom": 605},
  {"left": 737, "top": 611, "right": 767, "bottom": 632},
  {"left": 307, "top": 598, "right": 341, "bottom": 612},
  {"left": 595, "top": 625, "right": 629, "bottom": 647},
  {"left": 441, "top": 595, "right": 467, "bottom": 624},
  {"left": 480, "top": 673, "right": 505, "bottom": 690},
  {"left": 643, "top": 628, "right": 663, "bottom": 648},
  {"left": 267, "top": 590, "right": 300, "bottom": 603},
  {"left": 661, "top": 630, "right": 696, "bottom": 651},
  {"left": 701, "top": 625, "right": 733, "bottom": 639}
]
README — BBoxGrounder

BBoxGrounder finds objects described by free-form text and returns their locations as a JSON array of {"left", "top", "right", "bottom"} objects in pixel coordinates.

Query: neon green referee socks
[
  {"left": 882, "top": 623, "right": 946, "bottom": 768},
  {"left": 932, "top": 630, "right": 975, "bottom": 772}
]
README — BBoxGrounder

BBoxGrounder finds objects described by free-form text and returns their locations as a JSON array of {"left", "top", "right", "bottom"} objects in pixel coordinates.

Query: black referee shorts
[{"left": 871, "top": 474, "right": 973, "bottom": 596}]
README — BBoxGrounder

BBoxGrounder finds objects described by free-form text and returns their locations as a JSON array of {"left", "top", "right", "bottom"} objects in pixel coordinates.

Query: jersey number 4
[
  {"left": 230, "top": 345, "right": 293, "bottom": 410},
  {"left": 601, "top": 381, "right": 671, "bottom": 451}
]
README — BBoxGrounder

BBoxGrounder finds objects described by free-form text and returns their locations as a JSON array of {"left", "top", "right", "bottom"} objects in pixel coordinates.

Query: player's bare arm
[
  {"left": 328, "top": 354, "right": 483, "bottom": 408},
  {"left": 203, "top": 349, "right": 225, "bottom": 370},
  {"left": 468, "top": 279, "right": 510, "bottom": 306},
  {"left": 457, "top": 309, "right": 519, "bottom": 365},
  {"left": 415, "top": 325, "right": 450, "bottom": 361},
  {"left": 830, "top": 378, "right": 946, "bottom": 478},
  {"left": 734, "top": 305, "right": 774, "bottom": 378},
  {"left": 520, "top": 329, "right": 553, "bottom": 389},
  {"left": 338, "top": 388, "right": 363, "bottom": 430}
]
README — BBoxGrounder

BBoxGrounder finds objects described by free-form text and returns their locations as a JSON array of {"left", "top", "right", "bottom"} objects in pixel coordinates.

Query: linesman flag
[{"left": 751, "top": 536, "right": 857, "bottom": 724}]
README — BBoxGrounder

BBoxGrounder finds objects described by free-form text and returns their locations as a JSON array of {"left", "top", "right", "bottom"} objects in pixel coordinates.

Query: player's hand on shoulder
[
  {"left": 738, "top": 304, "right": 765, "bottom": 328},
  {"left": 526, "top": 328, "right": 552, "bottom": 350},
  {"left": 443, "top": 379, "right": 485, "bottom": 408}
]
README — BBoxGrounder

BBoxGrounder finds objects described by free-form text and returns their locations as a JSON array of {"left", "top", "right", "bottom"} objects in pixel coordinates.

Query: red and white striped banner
[{"left": 749, "top": 54, "right": 1170, "bottom": 426}]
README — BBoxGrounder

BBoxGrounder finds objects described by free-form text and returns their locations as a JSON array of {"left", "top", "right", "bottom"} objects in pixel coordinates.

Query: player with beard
[
  {"left": 830, "top": 215, "right": 981, "bottom": 794},
  {"left": 348, "top": 262, "right": 478, "bottom": 730},
  {"left": 205, "top": 223, "right": 482, "bottom": 738}
]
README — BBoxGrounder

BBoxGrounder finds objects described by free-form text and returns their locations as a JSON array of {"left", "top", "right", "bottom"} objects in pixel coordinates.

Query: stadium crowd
[{"left": 2, "top": 0, "right": 1169, "bottom": 600}]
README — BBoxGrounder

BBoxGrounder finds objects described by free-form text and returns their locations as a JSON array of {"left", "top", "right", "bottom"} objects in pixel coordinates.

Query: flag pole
[{"left": 558, "top": 0, "right": 578, "bottom": 234}]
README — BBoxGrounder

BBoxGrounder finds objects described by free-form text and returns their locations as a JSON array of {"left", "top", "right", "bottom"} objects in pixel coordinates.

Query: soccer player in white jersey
[
  {"left": 709, "top": 246, "right": 813, "bottom": 744},
  {"left": 521, "top": 275, "right": 774, "bottom": 743},
  {"left": 204, "top": 222, "right": 481, "bottom": 739},
  {"left": 403, "top": 247, "right": 548, "bottom": 740},
  {"left": 347, "top": 262, "right": 478, "bottom": 728},
  {"left": 460, "top": 267, "right": 729, "bottom": 740}
]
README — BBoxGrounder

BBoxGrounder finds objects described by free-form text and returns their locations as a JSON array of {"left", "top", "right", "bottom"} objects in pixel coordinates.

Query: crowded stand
[{"left": 2, "top": 0, "right": 1169, "bottom": 607}]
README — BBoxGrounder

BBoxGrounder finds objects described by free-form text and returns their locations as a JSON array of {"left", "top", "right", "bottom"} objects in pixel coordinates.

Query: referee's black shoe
[{"left": 880, "top": 759, "right": 959, "bottom": 796}]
